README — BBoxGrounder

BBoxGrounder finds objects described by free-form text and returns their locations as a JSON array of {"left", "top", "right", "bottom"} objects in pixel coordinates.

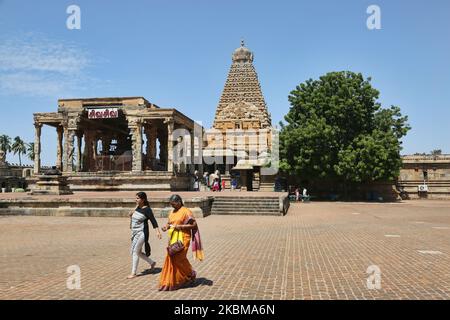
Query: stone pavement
[{"left": 1, "top": 200, "right": 449, "bottom": 300}]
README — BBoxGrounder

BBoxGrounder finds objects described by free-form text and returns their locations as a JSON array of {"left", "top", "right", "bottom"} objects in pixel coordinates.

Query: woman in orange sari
[{"left": 159, "top": 194, "right": 204, "bottom": 291}]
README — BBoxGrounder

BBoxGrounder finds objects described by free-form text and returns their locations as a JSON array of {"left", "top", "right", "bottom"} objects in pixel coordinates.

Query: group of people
[
  {"left": 192, "top": 170, "right": 240, "bottom": 192},
  {"left": 193, "top": 170, "right": 225, "bottom": 192},
  {"left": 128, "top": 192, "right": 204, "bottom": 291},
  {"left": 295, "top": 187, "right": 309, "bottom": 202}
]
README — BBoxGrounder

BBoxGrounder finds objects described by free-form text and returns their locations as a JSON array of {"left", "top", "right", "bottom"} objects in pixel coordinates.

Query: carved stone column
[
  {"left": 83, "top": 130, "right": 95, "bottom": 172},
  {"left": 82, "top": 130, "right": 90, "bottom": 172},
  {"left": 56, "top": 126, "right": 63, "bottom": 170},
  {"left": 76, "top": 132, "right": 83, "bottom": 172},
  {"left": 64, "top": 115, "right": 79, "bottom": 173},
  {"left": 165, "top": 118, "right": 174, "bottom": 173},
  {"left": 64, "top": 129, "right": 75, "bottom": 173},
  {"left": 129, "top": 118, "right": 143, "bottom": 172},
  {"left": 33, "top": 122, "right": 42, "bottom": 175}
]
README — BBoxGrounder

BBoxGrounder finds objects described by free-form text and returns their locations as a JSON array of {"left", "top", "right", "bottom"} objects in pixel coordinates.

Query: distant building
[
  {"left": 398, "top": 154, "right": 450, "bottom": 199},
  {"left": 0, "top": 151, "right": 29, "bottom": 191}
]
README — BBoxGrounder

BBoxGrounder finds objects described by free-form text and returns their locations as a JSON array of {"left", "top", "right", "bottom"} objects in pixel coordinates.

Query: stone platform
[
  {"left": 26, "top": 171, "right": 191, "bottom": 192},
  {"left": 0, "top": 191, "right": 289, "bottom": 217}
]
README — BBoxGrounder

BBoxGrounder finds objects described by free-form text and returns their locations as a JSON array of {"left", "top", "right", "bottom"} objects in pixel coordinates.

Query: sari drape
[{"left": 158, "top": 206, "right": 202, "bottom": 291}]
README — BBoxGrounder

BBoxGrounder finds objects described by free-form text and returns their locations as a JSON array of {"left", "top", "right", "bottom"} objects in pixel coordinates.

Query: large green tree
[{"left": 280, "top": 71, "right": 410, "bottom": 188}]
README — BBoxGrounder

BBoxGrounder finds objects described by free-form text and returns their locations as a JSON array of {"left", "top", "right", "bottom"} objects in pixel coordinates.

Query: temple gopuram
[
  {"left": 31, "top": 97, "right": 198, "bottom": 191},
  {"left": 204, "top": 41, "right": 275, "bottom": 191}
]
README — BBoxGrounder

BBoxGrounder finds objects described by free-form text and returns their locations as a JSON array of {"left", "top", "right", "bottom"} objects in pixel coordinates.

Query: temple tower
[
  {"left": 206, "top": 41, "right": 274, "bottom": 191},
  {"left": 213, "top": 40, "right": 271, "bottom": 131}
]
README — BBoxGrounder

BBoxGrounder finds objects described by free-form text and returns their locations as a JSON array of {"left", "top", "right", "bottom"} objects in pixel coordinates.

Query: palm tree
[
  {"left": 11, "top": 136, "right": 27, "bottom": 166},
  {"left": 0, "top": 134, "right": 11, "bottom": 153},
  {"left": 26, "top": 142, "right": 35, "bottom": 161}
]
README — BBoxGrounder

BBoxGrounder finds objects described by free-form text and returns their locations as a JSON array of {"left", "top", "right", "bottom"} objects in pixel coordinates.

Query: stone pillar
[
  {"left": 33, "top": 123, "right": 42, "bottom": 175},
  {"left": 165, "top": 119, "right": 174, "bottom": 173},
  {"left": 129, "top": 119, "right": 143, "bottom": 172},
  {"left": 56, "top": 126, "right": 63, "bottom": 170},
  {"left": 82, "top": 130, "right": 91, "bottom": 172},
  {"left": 63, "top": 115, "right": 80, "bottom": 173},
  {"left": 145, "top": 125, "right": 157, "bottom": 171},
  {"left": 76, "top": 133, "right": 83, "bottom": 172},
  {"left": 64, "top": 129, "right": 75, "bottom": 173}
]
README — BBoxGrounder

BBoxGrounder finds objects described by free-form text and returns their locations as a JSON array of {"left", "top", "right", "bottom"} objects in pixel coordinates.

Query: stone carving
[
  {"left": 44, "top": 166, "right": 62, "bottom": 176},
  {"left": 217, "top": 101, "right": 261, "bottom": 121},
  {"left": 127, "top": 116, "right": 143, "bottom": 128},
  {"left": 213, "top": 42, "right": 271, "bottom": 130}
]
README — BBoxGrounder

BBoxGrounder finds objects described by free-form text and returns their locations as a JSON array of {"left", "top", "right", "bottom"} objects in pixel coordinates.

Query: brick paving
[{"left": 1, "top": 200, "right": 450, "bottom": 300}]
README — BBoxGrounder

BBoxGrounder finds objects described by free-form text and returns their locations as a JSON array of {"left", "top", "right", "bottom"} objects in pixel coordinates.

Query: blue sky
[{"left": 0, "top": 0, "right": 449, "bottom": 165}]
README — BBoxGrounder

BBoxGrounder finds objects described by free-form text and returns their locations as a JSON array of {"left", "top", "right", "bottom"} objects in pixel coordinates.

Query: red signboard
[{"left": 88, "top": 108, "right": 119, "bottom": 119}]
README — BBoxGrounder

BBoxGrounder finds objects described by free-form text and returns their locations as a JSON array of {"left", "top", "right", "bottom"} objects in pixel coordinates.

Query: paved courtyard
[{"left": 1, "top": 200, "right": 450, "bottom": 300}]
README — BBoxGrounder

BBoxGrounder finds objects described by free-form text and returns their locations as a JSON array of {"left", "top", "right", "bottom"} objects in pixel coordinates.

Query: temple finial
[{"left": 241, "top": 39, "right": 245, "bottom": 47}]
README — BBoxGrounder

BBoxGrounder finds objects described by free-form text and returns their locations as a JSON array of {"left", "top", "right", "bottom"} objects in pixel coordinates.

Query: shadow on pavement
[{"left": 139, "top": 267, "right": 162, "bottom": 276}]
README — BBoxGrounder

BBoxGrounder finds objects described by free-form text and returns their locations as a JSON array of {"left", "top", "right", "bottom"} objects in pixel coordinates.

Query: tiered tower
[{"left": 213, "top": 41, "right": 271, "bottom": 131}]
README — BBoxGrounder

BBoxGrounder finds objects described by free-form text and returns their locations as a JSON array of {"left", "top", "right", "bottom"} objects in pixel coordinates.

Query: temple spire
[{"left": 213, "top": 41, "right": 271, "bottom": 130}]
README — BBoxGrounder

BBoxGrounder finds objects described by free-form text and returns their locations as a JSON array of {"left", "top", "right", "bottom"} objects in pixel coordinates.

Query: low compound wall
[
  {"left": 0, "top": 196, "right": 213, "bottom": 218},
  {"left": 0, "top": 193, "right": 290, "bottom": 218}
]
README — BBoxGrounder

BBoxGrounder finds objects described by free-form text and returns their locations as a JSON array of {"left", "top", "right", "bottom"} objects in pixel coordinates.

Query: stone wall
[
  {"left": 0, "top": 196, "right": 213, "bottom": 218},
  {"left": 398, "top": 155, "right": 450, "bottom": 200}
]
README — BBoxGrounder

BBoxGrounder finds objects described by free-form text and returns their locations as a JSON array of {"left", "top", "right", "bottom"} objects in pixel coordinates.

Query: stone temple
[
  {"left": 204, "top": 41, "right": 275, "bottom": 191},
  {"left": 31, "top": 97, "right": 198, "bottom": 191}
]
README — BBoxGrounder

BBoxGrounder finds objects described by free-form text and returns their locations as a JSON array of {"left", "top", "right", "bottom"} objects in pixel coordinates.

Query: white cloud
[
  {"left": 0, "top": 32, "right": 92, "bottom": 97},
  {"left": 0, "top": 72, "right": 67, "bottom": 97}
]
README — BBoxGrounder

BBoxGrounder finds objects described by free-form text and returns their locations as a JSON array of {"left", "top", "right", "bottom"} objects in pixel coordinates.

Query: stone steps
[
  {"left": 259, "top": 183, "right": 274, "bottom": 192},
  {"left": 211, "top": 196, "right": 282, "bottom": 216}
]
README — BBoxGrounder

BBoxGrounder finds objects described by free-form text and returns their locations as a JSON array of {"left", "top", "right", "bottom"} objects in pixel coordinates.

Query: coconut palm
[
  {"left": 11, "top": 136, "right": 27, "bottom": 166},
  {"left": 26, "top": 142, "right": 35, "bottom": 161},
  {"left": 0, "top": 134, "right": 11, "bottom": 153}
]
